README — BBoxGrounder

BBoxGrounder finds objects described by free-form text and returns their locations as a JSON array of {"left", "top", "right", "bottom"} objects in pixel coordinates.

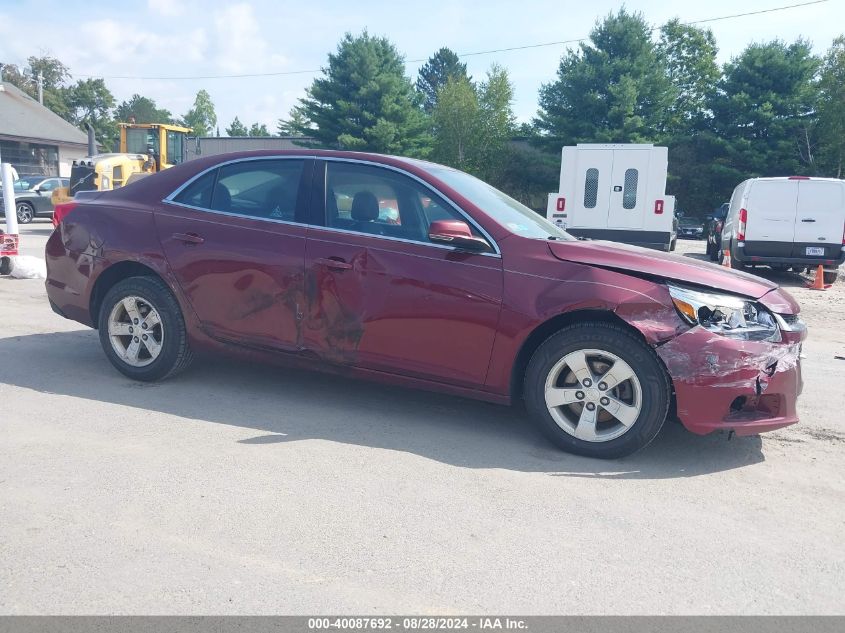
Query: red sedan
[{"left": 45, "top": 151, "right": 806, "bottom": 458}]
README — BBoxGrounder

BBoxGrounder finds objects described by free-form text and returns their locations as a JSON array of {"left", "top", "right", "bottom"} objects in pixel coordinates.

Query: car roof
[{"left": 86, "top": 150, "right": 512, "bottom": 241}]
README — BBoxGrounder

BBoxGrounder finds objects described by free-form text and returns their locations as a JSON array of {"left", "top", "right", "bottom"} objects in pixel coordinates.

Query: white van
[
  {"left": 547, "top": 144, "right": 676, "bottom": 251},
  {"left": 720, "top": 177, "right": 845, "bottom": 284}
]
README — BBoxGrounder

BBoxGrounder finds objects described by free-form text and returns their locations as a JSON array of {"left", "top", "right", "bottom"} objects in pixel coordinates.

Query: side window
[
  {"left": 213, "top": 160, "right": 305, "bottom": 221},
  {"left": 325, "top": 162, "right": 481, "bottom": 245},
  {"left": 173, "top": 170, "right": 217, "bottom": 209},
  {"left": 622, "top": 169, "right": 638, "bottom": 210},
  {"left": 39, "top": 179, "right": 56, "bottom": 191},
  {"left": 584, "top": 168, "right": 599, "bottom": 209}
]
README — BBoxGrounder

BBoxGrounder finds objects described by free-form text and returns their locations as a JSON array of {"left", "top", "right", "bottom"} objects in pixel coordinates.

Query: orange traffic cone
[
  {"left": 807, "top": 264, "right": 830, "bottom": 291},
  {"left": 722, "top": 249, "right": 732, "bottom": 268}
]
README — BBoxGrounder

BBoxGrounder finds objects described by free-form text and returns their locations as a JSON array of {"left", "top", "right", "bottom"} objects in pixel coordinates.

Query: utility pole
[{"left": 37, "top": 72, "right": 43, "bottom": 105}]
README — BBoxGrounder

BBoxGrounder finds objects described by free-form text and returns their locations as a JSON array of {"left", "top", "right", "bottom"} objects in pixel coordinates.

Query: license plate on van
[{"left": 806, "top": 247, "right": 825, "bottom": 256}]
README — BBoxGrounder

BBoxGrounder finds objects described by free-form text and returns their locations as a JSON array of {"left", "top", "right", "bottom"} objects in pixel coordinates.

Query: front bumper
[{"left": 657, "top": 326, "right": 805, "bottom": 436}]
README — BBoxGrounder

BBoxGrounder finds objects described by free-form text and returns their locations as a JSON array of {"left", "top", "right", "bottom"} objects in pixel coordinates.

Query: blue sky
[{"left": 0, "top": 0, "right": 841, "bottom": 132}]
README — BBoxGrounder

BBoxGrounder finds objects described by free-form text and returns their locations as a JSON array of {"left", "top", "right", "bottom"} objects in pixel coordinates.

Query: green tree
[
  {"left": 475, "top": 64, "right": 516, "bottom": 183},
  {"left": 64, "top": 78, "right": 117, "bottom": 148},
  {"left": 535, "top": 9, "right": 675, "bottom": 147},
  {"left": 248, "top": 122, "right": 271, "bottom": 136},
  {"left": 817, "top": 36, "right": 845, "bottom": 177},
  {"left": 298, "top": 31, "right": 430, "bottom": 155},
  {"left": 226, "top": 117, "right": 249, "bottom": 136},
  {"left": 710, "top": 39, "right": 820, "bottom": 180},
  {"left": 114, "top": 95, "right": 173, "bottom": 124},
  {"left": 1, "top": 56, "right": 71, "bottom": 118},
  {"left": 416, "top": 47, "right": 469, "bottom": 112},
  {"left": 182, "top": 89, "right": 217, "bottom": 137},
  {"left": 277, "top": 107, "right": 312, "bottom": 135},
  {"left": 658, "top": 19, "right": 720, "bottom": 135},
  {"left": 431, "top": 76, "right": 478, "bottom": 171}
]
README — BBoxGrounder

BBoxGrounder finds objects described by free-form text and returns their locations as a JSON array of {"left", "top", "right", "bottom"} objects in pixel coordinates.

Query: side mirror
[{"left": 428, "top": 219, "right": 490, "bottom": 252}]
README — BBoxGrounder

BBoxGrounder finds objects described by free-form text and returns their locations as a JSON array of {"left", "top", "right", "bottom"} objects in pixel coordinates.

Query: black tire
[
  {"left": 669, "top": 238, "right": 676, "bottom": 252},
  {"left": 524, "top": 322, "right": 671, "bottom": 459},
  {"left": 823, "top": 269, "right": 839, "bottom": 285},
  {"left": 16, "top": 202, "right": 34, "bottom": 224},
  {"left": 97, "top": 275, "right": 193, "bottom": 381},
  {"left": 0, "top": 256, "right": 11, "bottom": 275}
]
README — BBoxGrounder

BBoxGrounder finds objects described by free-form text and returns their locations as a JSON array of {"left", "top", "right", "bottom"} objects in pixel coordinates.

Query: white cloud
[
  {"left": 212, "top": 3, "right": 287, "bottom": 74},
  {"left": 147, "top": 0, "right": 185, "bottom": 17}
]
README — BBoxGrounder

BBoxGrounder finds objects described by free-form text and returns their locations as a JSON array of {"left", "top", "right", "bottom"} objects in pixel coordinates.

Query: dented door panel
[{"left": 304, "top": 228, "right": 503, "bottom": 387}]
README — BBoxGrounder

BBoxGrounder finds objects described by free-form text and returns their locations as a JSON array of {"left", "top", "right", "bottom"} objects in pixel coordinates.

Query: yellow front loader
[{"left": 53, "top": 123, "right": 192, "bottom": 204}]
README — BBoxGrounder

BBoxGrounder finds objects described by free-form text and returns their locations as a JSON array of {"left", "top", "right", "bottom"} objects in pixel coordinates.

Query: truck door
[
  {"left": 572, "top": 150, "right": 613, "bottom": 229},
  {"left": 793, "top": 180, "right": 844, "bottom": 259},
  {"left": 607, "top": 150, "right": 650, "bottom": 229}
]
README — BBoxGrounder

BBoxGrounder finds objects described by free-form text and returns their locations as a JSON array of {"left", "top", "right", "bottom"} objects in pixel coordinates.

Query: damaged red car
[{"left": 45, "top": 151, "right": 806, "bottom": 458}]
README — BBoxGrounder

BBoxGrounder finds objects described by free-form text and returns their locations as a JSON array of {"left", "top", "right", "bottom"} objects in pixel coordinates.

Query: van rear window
[
  {"left": 584, "top": 168, "right": 599, "bottom": 209},
  {"left": 623, "top": 169, "right": 638, "bottom": 210}
]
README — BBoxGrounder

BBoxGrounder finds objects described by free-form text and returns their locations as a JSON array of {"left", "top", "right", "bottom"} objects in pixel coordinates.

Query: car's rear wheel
[
  {"left": 524, "top": 322, "right": 670, "bottom": 459},
  {"left": 16, "top": 202, "right": 34, "bottom": 224},
  {"left": 97, "top": 276, "right": 193, "bottom": 381}
]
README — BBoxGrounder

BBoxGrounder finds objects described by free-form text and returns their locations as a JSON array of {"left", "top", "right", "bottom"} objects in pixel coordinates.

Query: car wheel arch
[
  {"left": 89, "top": 261, "right": 167, "bottom": 329},
  {"left": 508, "top": 309, "right": 653, "bottom": 401}
]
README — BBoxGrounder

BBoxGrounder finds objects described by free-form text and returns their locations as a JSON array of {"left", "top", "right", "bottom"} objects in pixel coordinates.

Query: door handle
[
  {"left": 801, "top": 218, "right": 816, "bottom": 223},
  {"left": 314, "top": 257, "right": 353, "bottom": 270},
  {"left": 172, "top": 232, "right": 205, "bottom": 244}
]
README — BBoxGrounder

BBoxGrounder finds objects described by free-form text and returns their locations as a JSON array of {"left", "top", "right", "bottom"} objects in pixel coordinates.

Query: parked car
[
  {"left": 677, "top": 217, "right": 704, "bottom": 240},
  {"left": 720, "top": 177, "right": 845, "bottom": 284},
  {"left": 705, "top": 203, "right": 729, "bottom": 260},
  {"left": 46, "top": 151, "right": 807, "bottom": 459},
  {"left": 0, "top": 176, "right": 69, "bottom": 224}
]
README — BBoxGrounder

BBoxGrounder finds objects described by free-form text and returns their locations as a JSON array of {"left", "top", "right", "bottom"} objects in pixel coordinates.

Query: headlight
[{"left": 667, "top": 283, "right": 780, "bottom": 342}]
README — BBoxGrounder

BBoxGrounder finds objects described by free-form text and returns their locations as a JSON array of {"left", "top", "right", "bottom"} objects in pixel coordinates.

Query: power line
[{"left": 71, "top": 0, "right": 829, "bottom": 81}]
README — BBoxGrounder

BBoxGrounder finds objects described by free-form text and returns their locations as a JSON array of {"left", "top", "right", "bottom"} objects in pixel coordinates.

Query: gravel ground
[{"left": 1, "top": 226, "right": 844, "bottom": 614}]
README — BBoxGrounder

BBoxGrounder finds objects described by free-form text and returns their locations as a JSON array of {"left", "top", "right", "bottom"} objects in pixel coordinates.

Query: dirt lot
[{"left": 1, "top": 224, "right": 844, "bottom": 614}]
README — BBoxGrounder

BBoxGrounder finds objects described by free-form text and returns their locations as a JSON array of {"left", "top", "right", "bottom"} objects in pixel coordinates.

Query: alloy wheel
[
  {"left": 107, "top": 296, "right": 164, "bottom": 367},
  {"left": 543, "top": 348, "right": 642, "bottom": 442},
  {"left": 16, "top": 203, "right": 33, "bottom": 223}
]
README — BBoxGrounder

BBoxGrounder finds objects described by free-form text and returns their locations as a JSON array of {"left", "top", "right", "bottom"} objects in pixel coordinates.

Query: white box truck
[
  {"left": 719, "top": 176, "right": 845, "bottom": 284},
  {"left": 547, "top": 144, "right": 676, "bottom": 251}
]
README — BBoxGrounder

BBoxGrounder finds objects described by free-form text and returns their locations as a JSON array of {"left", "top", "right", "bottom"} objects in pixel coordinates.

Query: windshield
[
  {"left": 125, "top": 127, "right": 160, "bottom": 156},
  {"left": 427, "top": 166, "right": 575, "bottom": 241}
]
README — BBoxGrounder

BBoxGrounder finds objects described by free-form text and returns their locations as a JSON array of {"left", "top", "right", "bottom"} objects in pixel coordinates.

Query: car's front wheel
[
  {"left": 524, "top": 322, "right": 670, "bottom": 459},
  {"left": 97, "top": 276, "right": 193, "bottom": 381},
  {"left": 16, "top": 202, "right": 34, "bottom": 224}
]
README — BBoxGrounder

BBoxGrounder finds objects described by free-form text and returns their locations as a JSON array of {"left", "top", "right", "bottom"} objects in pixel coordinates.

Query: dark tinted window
[
  {"left": 584, "top": 168, "right": 598, "bottom": 208},
  {"left": 213, "top": 160, "right": 304, "bottom": 221},
  {"left": 623, "top": 169, "right": 638, "bottom": 210},
  {"left": 325, "top": 162, "right": 482, "bottom": 245},
  {"left": 172, "top": 159, "right": 306, "bottom": 223},
  {"left": 173, "top": 170, "right": 216, "bottom": 209}
]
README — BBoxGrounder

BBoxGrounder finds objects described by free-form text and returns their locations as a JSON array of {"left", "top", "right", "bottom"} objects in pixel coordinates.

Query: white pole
[{"left": 2, "top": 162, "right": 18, "bottom": 236}]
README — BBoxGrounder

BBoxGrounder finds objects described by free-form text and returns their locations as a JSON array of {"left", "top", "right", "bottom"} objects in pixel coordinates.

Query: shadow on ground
[{"left": 0, "top": 329, "right": 765, "bottom": 479}]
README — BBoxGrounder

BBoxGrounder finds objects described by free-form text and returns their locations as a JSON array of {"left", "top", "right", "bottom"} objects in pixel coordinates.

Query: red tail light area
[
  {"left": 556, "top": 197, "right": 566, "bottom": 212},
  {"left": 52, "top": 201, "right": 79, "bottom": 227},
  {"left": 738, "top": 208, "right": 747, "bottom": 241},
  {"left": 654, "top": 199, "right": 664, "bottom": 214}
]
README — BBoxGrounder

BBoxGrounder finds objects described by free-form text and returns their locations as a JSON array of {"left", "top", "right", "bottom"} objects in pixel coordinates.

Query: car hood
[{"left": 547, "top": 239, "right": 778, "bottom": 299}]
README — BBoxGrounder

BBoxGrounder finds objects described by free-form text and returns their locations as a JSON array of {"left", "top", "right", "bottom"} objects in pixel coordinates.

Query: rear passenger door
[{"left": 156, "top": 158, "right": 313, "bottom": 351}]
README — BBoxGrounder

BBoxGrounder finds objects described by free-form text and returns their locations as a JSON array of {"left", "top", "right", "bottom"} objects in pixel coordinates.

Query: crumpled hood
[{"left": 547, "top": 239, "right": 779, "bottom": 300}]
